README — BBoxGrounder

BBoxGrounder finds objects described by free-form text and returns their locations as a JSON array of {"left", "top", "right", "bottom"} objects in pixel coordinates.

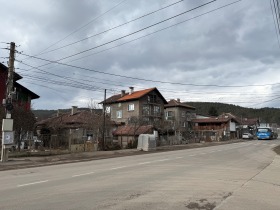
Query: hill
[{"left": 185, "top": 102, "right": 280, "bottom": 124}]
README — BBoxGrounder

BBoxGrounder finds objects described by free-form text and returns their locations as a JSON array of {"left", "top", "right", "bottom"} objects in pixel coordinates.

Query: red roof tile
[
  {"left": 101, "top": 87, "right": 167, "bottom": 104},
  {"left": 117, "top": 88, "right": 155, "bottom": 102}
]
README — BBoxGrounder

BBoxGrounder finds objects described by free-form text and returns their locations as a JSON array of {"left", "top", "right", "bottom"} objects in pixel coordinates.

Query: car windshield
[{"left": 257, "top": 128, "right": 269, "bottom": 132}]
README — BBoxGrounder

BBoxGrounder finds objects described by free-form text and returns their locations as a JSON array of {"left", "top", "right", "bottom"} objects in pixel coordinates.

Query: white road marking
[
  {"left": 111, "top": 166, "right": 128, "bottom": 170},
  {"left": 72, "top": 172, "right": 95, "bottom": 177},
  {"left": 137, "top": 162, "right": 151, "bottom": 165},
  {"left": 153, "top": 159, "right": 170, "bottom": 162},
  {"left": 17, "top": 180, "right": 49, "bottom": 187}
]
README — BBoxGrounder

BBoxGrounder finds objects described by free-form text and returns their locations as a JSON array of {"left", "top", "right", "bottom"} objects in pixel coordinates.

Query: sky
[{"left": 0, "top": 0, "right": 280, "bottom": 110}]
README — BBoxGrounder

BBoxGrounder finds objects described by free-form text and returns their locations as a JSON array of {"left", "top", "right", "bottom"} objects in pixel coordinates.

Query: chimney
[
  {"left": 129, "top": 87, "right": 134, "bottom": 95},
  {"left": 71, "top": 106, "right": 78, "bottom": 115},
  {"left": 177, "top": 98, "right": 180, "bottom": 103},
  {"left": 121, "top": 90, "right": 126, "bottom": 97}
]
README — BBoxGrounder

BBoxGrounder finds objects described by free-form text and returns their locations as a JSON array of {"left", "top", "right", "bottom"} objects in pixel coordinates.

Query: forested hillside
[{"left": 186, "top": 102, "right": 280, "bottom": 124}]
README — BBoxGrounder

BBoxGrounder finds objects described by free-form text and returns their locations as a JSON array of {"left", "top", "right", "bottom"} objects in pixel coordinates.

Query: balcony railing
[{"left": 193, "top": 125, "right": 227, "bottom": 131}]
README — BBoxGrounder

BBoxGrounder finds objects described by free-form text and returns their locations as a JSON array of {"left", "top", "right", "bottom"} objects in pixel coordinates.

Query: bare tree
[{"left": 12, "top": 107, "right": 36, "bottom": 151}]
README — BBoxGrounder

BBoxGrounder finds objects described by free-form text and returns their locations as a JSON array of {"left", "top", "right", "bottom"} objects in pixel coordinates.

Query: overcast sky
[{"left": 1, "top": 0, "right": 279, "bottom": 110}]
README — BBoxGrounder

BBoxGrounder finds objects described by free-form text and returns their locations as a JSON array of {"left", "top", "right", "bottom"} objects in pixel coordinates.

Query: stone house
[
  {"left": 164, "top": 99, "right": 196, "bottom": 143},
  {"left": 35, "top": 106, "right": 109, "bottom": 151}
]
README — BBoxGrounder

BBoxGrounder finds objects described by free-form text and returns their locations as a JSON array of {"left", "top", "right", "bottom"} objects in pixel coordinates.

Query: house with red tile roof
[{"left": 101, "top": 87, "right": 168, "bottom": 125}]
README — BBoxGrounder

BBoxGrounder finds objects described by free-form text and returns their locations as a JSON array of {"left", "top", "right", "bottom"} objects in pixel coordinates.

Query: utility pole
[
  {"left": 1, "top": 42, "right": 16, "bottom": 162},
  {"left": 102, "top": 89, "right": 107, "bottom": 150}
]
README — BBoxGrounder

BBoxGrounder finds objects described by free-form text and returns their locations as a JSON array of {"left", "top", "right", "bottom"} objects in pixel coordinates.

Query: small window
[
  {"left": 154, "top": 106, "right": 160, "bottom": 116},
  {"left": 181, "top": 122, "right": 186, "bottom": 127},
  {"left": 116, "top": 110, "right": 122, "bottom": 118},
  {"left": 181, "top": 111, "right": 185, "bottom": 117},
  {"left": 128, "top": 104, "right": 134, "bottom": 111},
  {"left": 118, "top": 103, "right": 121, "bottom": 107}
]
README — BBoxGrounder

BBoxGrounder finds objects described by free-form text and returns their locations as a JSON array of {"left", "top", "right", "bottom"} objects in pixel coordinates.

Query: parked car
[{"left": 242, "top": 133, "right": 253, "bottom": 139}]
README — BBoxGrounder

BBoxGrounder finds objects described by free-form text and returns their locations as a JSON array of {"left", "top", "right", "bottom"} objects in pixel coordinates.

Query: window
[
  {"left": 147, "top": 94, "right": 157, "bottom": 103},
  {"left": 154, "top": 105, "right": 160, "bottom": 116},
  {"left": 181, "top": 111, "right": 185, "bottom": 117},
  {"left": 142, "top": 105, "right": 150, "bottom": 115},
  {"left": 128, "top": 104, "right": 134, "bottom": 111},
  {"left": 181, "top": 121, "right": 186, "bottom": 127},
  {"left": 118, "top": 103, "right": 121, "bottom": 107},
  {"left": 116, "top": 110, "right": 122, "bottom": 118},
  {"left": 165, "top": 111, "right": 174, "bottom": 120},
  {"left": 165, "top": 111, "right": 173, "bottom": 117}
]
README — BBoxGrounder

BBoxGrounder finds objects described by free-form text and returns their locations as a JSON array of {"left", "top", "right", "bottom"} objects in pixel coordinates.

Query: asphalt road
[{"left": 0, "top": 140, "right": 279, "bottom": 210}]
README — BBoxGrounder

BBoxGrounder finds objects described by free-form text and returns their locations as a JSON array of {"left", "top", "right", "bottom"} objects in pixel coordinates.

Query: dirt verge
[{"left": 273, "top": 145, "right": 280, "bottom": 155}]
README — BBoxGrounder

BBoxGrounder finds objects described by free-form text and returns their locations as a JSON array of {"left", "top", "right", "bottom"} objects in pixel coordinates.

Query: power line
[
  {"left": 36, "top": 0, "right": 128, "bottom": 55},
  {"left": 17, "top": 61, "right": 115, "bottom": 92},
  {"left": 22, "top": 0, "right": 220, "bottom": 71},
  {"left": 48, "top": 0, "right": 219, "bottom": 63},
  {"left": 19, "top": 49, "right": 280, "bottom": 88},
  {"left": 38, "top": 0, "right": 185, "bottom": 55},
  {"left": 21, "top": 0, "right": 243, "bottom": 74},
  {"left": 270, "top": 0, "right": 280, "bottom": 48}
]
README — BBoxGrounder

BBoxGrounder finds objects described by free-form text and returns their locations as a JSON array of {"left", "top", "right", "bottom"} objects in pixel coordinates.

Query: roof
[
  {"left": 113, "top": 125, "right": 154, "bottom": 136},
  {"left": 165, "top": 99, "right": 196, "bottom": 110},
  {"left": 240, "top": 118, "right": 259, "bottom": 126},
  {"left": 192, "top": 117, "right": 232, "bottom": 123},
  {"left": 0, "top": 63, "right": 39, "bottom": 99},
  {"left": 36, "top": 110, "right": 100, "bottom": 129},
  {"left": 15, "top": 82, "right": 40, "bottom": 99},
  {"left": 101, "top": 87, "right": 168, "bottom": 104}
]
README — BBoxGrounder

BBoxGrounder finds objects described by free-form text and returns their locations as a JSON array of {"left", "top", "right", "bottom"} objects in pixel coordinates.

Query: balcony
[{"left": 193, "top": 125, "right": 227, "bottom": 131}]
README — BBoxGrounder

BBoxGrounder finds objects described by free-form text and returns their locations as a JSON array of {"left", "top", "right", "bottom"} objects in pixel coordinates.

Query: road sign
[{"left": 2, "top": 131, "right": 14, "bottom": 145}]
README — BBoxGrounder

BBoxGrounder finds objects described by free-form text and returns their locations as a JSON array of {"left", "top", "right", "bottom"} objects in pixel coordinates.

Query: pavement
[
  {"left": 216, "top": 151, "right": 280, "bottom": 210},
  {"left": 0, "top": 139, "right": 246, "bottom": 171}
]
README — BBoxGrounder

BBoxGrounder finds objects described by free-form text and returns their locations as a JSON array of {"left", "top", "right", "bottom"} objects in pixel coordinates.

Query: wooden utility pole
[
  {"left": 102, "top": 89, "right": 107, "bottom": 150},
  {"left": 1, "top": 42, "right": 16, "bottom": 162}
]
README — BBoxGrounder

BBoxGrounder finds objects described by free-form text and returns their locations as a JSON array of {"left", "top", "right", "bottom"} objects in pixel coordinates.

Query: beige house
[{"left": 102, "top": 87, "right": 168, "bottom": 126}]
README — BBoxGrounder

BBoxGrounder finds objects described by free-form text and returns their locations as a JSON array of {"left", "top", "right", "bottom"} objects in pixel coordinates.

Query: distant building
[{"left": 0, "top": 63, "right": 39, "bottom": 110}]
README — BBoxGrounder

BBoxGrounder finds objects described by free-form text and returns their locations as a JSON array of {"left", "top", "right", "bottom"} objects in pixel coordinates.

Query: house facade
[
  {"left": 192, "top": 116, "right": 239, "bottom": 141},
  {"left": 164, "top": 99, "right": 196, "bottom": 142},
  {"left": 102, "top": 87, "right": 168, "bottom": 126},
  {"left": 0, "top": 63, "right": 39, "bottom": 111},
  {"left": 35, "top": 106, "right": 109, "bottom": 151}
]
